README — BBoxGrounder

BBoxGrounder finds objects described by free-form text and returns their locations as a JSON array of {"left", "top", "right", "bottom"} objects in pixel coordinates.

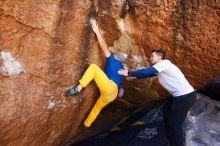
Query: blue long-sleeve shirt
[
  {"left": 105, "top": 54, "right": 124, "bottom": 90},
  {"left": 128, "top": 67, "right": 159, "bottom": 79}
]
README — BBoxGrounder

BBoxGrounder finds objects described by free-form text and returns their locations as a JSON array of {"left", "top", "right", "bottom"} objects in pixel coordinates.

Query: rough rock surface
[
  {"left": 126, "top": 0, "right": 220, "bottom": 93},
  {"left": 185, "top": 94, "right": 220, "bottom": 146},
  {"left": 0, "top": 0, "right": 219, "bottom": 146}
]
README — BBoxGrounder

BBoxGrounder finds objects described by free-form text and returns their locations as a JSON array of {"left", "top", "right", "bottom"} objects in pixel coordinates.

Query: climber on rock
[
  {"left": 65, "top": 18, "right": 127, "bottom": 128},
  {"left": 117, "top": 50, "right": 196, "bottom": 146}
]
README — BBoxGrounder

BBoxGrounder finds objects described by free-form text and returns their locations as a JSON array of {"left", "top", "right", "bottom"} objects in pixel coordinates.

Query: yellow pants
[{"left": 79, "top": 64, "right": 118, "bottom": 127}]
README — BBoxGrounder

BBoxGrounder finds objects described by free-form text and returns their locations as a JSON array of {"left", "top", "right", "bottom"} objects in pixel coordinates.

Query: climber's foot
[
  {"left": 66, "top": 87, "right": 80, "bottom": 96},
  {"left": 79, "top": 124, "right": 87, "bottom": 130}
]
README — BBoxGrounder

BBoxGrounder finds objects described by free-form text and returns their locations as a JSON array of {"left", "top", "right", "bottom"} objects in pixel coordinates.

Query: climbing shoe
[
  {"left": 79, "top": 124, "right": 87, "bottom": 130},
  {"left": 66, "top": 87, "right": 80, "bottom": 96}
]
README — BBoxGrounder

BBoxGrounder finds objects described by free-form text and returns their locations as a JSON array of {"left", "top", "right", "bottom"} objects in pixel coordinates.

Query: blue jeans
[{"left": 164, "top": 91, "right": 196, "bottom": 146}]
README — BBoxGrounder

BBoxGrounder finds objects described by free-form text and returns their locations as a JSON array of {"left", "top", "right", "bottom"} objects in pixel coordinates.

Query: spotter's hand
[{"left": 117, "top": 69, "right": 128, "bottom": 76}]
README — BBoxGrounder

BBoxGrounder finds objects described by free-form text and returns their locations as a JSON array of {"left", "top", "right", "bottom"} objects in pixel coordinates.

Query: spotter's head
[{"left": 150, "top": 49, "right": 165, "bottom": 64}]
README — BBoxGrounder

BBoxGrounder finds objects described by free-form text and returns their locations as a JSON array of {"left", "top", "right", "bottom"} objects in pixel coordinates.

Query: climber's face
[{"left": 150, "top": 52, "right": 162, "bottom": 65}]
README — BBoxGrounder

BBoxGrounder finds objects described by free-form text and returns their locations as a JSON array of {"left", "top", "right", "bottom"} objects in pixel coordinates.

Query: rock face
[
  {"left": 125, "top": 0, "right": 220, "bottom": 90},
  {"left": 0, "top": 0, "right": 219, "bottom": 146},
  {"left": 185, "top": 94, "right": 220, "bottom": 146}
]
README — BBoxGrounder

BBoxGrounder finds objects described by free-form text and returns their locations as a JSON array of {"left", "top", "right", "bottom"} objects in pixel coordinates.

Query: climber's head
[
  {"left": 150, "top": 49, "right": 165, "bottom": 65},
  {"left": 114, "top": 51, "right": 128, "bottom": 62}
]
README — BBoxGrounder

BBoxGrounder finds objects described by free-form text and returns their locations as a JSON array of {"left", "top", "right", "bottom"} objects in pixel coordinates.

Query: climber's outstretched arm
[{"left": 90, "top": 18, "right": 111, "bottom": 57}]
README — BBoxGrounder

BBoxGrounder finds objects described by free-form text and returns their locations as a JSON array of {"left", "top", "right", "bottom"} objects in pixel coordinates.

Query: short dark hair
[{"left": 152, "top": 49, "right": 166, "bottom": 59}]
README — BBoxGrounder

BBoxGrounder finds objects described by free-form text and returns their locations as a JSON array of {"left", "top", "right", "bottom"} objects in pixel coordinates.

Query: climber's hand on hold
[
  {"left": 89, "top": 17, "right": 110, "bottom": 57},
  {"left": 90, "top": 18, "right": 99, "bottom": 34}
]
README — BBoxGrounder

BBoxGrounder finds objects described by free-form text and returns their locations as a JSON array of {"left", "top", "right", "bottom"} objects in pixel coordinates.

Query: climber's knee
[
  {"left": 88, "top": 63, "right": 100, "bottom": 71},
  {"left": 89, "top": 63, "right": 97, "bottom": 68}
]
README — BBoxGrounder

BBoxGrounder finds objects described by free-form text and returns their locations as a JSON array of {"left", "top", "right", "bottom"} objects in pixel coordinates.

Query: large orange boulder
[{"left": 0, "top": 0, "right": 219, "bottom": 145}]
